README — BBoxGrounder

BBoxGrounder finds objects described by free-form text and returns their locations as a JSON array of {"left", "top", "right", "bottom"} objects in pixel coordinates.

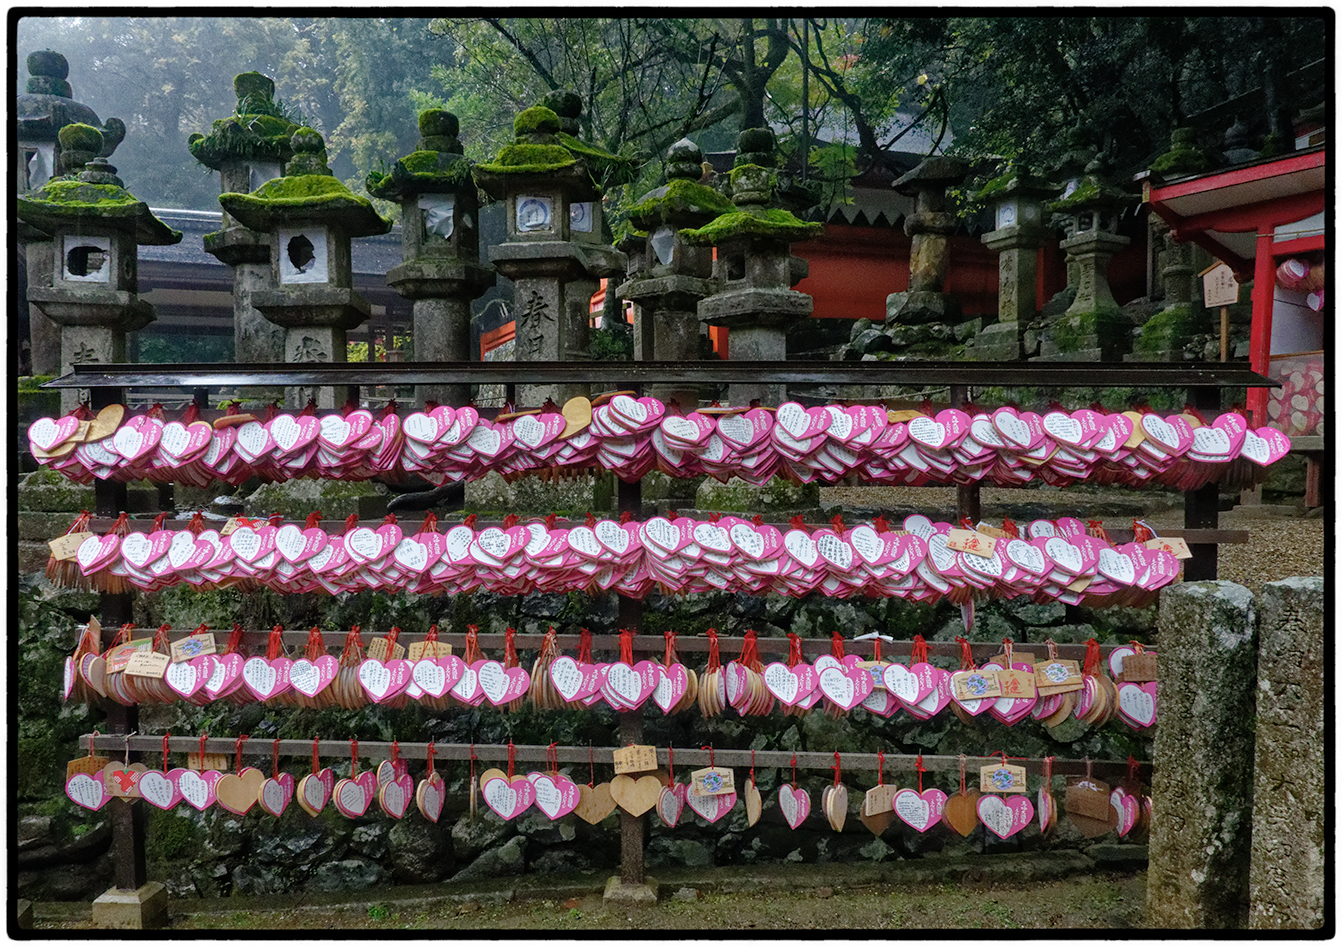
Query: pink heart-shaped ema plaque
[
  {"left": 411, "top": 655, "right": 465, "bottom": 699},
  {"left": 205, "top": 653, "right": 245, "bottom": 700},
  {"left": 603, "top": 660, "right": 658, "bottom": 710},
  {"left": 657, "top": 782, "right": 687, "bottom": 828},
  {"left": 258, "top": 773, "right": 295, "bottom": 817},
  {"left": 531, "top": 772, "right": 581, "bottom": 820},
  {"left": 357, "top": 658, "right": 413, "bottom": 703},
  {"left": 333, "top": 772, "right": 377, "bottom": 817},
  {"left": 949, "top": 670, "right": 995, "bottom": 716},
  {"left": 241, "top": 656, "right": 291, "bottom": 702},
  {"left": 138, "top": 769, "right": 184, "bottom": 811},
  {"left": 379, "top": 773, "right": 414, "bottom": 819},
  {"left": 1241, "top": 427, "right": 1291, "bottom": 466},
  {"left": 977, "top": 794, "right": 1035, "bottom": 839},
  {"left": 652, "top": 663, "right": 690, "bottom": 713},
  {"left": 1117, "top": 681, "right": 1158, "bottom": 728},
  {"left": 66, "top": 772, "right": 112, "bottom": 811},
  {"left": 164, "top": 656, "right": 213, "bottom": 700},
  {"left": 893, "top": 787, "right": 948, "bottom": 832},
  {"left": 883, "top": 662, "right": 935, "bottom": 706},
  {"left": 178, "top": 769, "right": 223, "bottom": 811},
  {"left": 476, "top": 661, "right": 531, "bottom": 706},
  {"left": 818, "top": 665, "right": 873, "bottom": 711},
  {"left": 482, "top": 776, "right": 536, "bottom": 820},
  {"left": 76, "top": 534, "right": 121, "bottom": 575},
  {"left": 289, "top": 655, "right": 339, "bottom": 698},
  {"left": 548, "top": 655, "right": 601, "bottom": 703},
  {"left": 763, "top": 661, "right": 818, "bottom": 706},
  {"left": 300, "top": 769, "right": 336, "bottom": 813},
  {"left": 418, "top": 772, "right": 447, "bottom": 823},
  {"left": 687, "top": 787, "right": 737, "bottom": 823},
  {"left": 778, "top": 784, "right": 811, "bottom": 829}
]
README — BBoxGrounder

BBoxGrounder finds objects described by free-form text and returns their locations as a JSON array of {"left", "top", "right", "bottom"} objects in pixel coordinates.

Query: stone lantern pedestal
[
  {"left": 473, "top": 103, "right": 624, "bottom": 406},
  {"left": 190, "top": 72, "right": 299, "bottom": 370},
  {"left": 18, "top": 129, "right": 180, "bottom": 410},
  {"left": 368, "top": 109, "right": 495, "bottom": 406},
  {"left": 220, "top": 128, "right": 391, "bottom": 407},
  {"left": 684, "top": 128, "right": 822, "bottom": 406}
]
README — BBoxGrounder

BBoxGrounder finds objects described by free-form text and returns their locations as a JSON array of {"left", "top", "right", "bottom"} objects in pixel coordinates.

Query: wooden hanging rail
[
  {"left": 45, "top": 359, "right": 1276, "bottom": 391},
  {"left": 89, "top": 626, "right": 1145, "bottom": 661},
  {"left": 78, "top": 516, "right": 1250, "bottom": 546},
  {"left": 81, "top": 734, "right": 1149, "bottom": 775}
]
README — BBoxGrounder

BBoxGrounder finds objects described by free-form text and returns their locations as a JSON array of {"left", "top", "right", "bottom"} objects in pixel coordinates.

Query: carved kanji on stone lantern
[{"left": 472, "top": 100, "right": 625, "bottom": 405}]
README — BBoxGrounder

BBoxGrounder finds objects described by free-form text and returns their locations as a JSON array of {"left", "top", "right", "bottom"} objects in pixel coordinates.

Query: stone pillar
[
  {"left": 886, "top": 156, "right": 968, "bottom": 331},
  {"left": 972, "top": 226, "right": 1045, "bottom": 360},
  {"left": 1147, "top": 581, "right": 1258, "bottom": 929},
  {"left": 1035, "top": 228, "right": 1131, "bottom": 361},
  {"left": 1249, "top": 576, "right": 1325, "bottom": 930}
]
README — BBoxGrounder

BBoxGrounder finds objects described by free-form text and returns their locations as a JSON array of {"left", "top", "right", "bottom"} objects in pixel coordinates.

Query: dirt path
[{"left": 34, "top": 869, "right": 1147, "bottom": 931}]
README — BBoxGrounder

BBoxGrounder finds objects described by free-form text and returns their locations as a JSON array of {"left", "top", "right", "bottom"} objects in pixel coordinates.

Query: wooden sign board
[
  {"left": 612, "top": 744, "right": 658, "bottom": 775},
  {"left": 1201, "top": 261, "right": 1239, "bottom": 307}
]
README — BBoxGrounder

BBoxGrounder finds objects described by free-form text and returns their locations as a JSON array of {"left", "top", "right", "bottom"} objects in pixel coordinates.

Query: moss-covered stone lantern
[
  {"left": 17, "top": 126, "right": 182, "bottom": 409},
  {"left": 367, "top": 109, "right": 495, "bottom": 405},
  {"left": 220, "top": 127, "right": 392, "bottom": 405},
  {"left": 1033, "top": 159, "right": 1133, "bottom": 362},
  {"left": 681, "top": 127, "right": 822, "bottom": 406},
  {"left": 472, "top": 101, "right": 625, "bottom": 405},
  {"left": 617, "top": 137, "right": 735, "bottom": 408},
  {"left": 188, "top": 72, "right": 301, "bottom": 366},
  {"left": 885, "top": 155, "right": 969, "bottom": 331},
  {"left": 965, "top": 163, "right": 1056, "bottom": 361},
  {"left": 17, "top": 49, "right": 127, "bottom": 376}
]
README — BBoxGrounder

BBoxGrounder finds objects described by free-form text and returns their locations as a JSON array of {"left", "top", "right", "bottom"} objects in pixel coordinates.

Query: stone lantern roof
[
  {"left": 17, "top": 125, "right": 181, "bottom": 246},
  {"left": 1047, "top": 172, "right": 1132, "bottom": 215},
  {"left": 473, "top": 105, "right": 596, "bottom": 199},
  {"left": 892, "top": 155, "right": 970, "bottom": 196},
  {"left": 969, "top": 162, "right": 1056, "bottom": 206},
  {"left": 220, "top": 128, "right": 392, "bottom": 237},
  {"left": 187, "top": 72, "right": 300, "bottom": 171},
  {"left": 17, "top": 49, "right": 124, "bottom": 159},
  {"left": 365, "top": 109, "right": 475, "bottom": 201},
  {"left": 679, "top": 128, "right": 822, "bottom": 247},
  {"left": 624, "top": 138, "right": 735, "bottom": 231}
]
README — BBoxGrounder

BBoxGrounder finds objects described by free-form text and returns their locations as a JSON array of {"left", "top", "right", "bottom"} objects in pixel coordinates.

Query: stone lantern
[
  {"left": 472, "top": 102, "right": 624, "bottom": 405},
  {"left": 1033, "top": 162, "right": 1133, "bottom": 362},
  {"left": 17, "top": 49, "right": 127, "bottom": 376},
  {"left": 682, "top": 127, "right": 822, "bottom": 406},
  {"left": 17, "top": 126, "right": 182, "bottom": 410},
  {"left": 885, "top": 156, "right": 969, "bottom": 331},
  {"left": 617, "top": 137, "right": 735, "bottom": 409},
  {"left": 366, "top": 109, "right": 495, "bottom": 406},
  {"left": 220, "top": 128, "right": 392, "bottom": 406},
  {"left": 188, "top": 72, "right": 300, "bottom": 366},
  {"left": 966, "top": 163, "right": 1055, "bottom": 360}
]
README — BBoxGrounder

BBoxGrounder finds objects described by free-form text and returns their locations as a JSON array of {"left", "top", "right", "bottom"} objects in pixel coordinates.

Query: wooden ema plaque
[
  {"left": 1118, "top": 653, "right": 1158, "bottom": 683},
  {"left": 612, "top": 744, "right": 657, "bottom": 775}
]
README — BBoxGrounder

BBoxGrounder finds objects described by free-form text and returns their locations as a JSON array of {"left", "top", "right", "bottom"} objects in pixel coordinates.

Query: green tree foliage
[{"left": 16, "top": 16, "right": 450, "bottom": 210}]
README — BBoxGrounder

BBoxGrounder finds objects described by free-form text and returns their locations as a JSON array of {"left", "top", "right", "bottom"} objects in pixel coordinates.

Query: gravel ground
[{"left": 818, "top": 485, "right": 1325, "bottom": 594}]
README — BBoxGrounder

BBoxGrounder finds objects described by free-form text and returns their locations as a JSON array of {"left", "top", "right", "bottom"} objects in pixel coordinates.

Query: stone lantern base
[
  {"left": 1031, "top": 308, "right": 1131, "bottom": 362},
  {"left": 885, "top": 289, "right": 961, "bottom": 327},
  {"left": 968, "top": 319, "right": 1028, "bottom": 361}
]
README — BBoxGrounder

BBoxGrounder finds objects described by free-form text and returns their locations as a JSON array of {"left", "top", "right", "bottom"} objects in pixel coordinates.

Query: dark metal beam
[{"left": 45, "top": 360, "right": 1278, "bottom": 392}]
